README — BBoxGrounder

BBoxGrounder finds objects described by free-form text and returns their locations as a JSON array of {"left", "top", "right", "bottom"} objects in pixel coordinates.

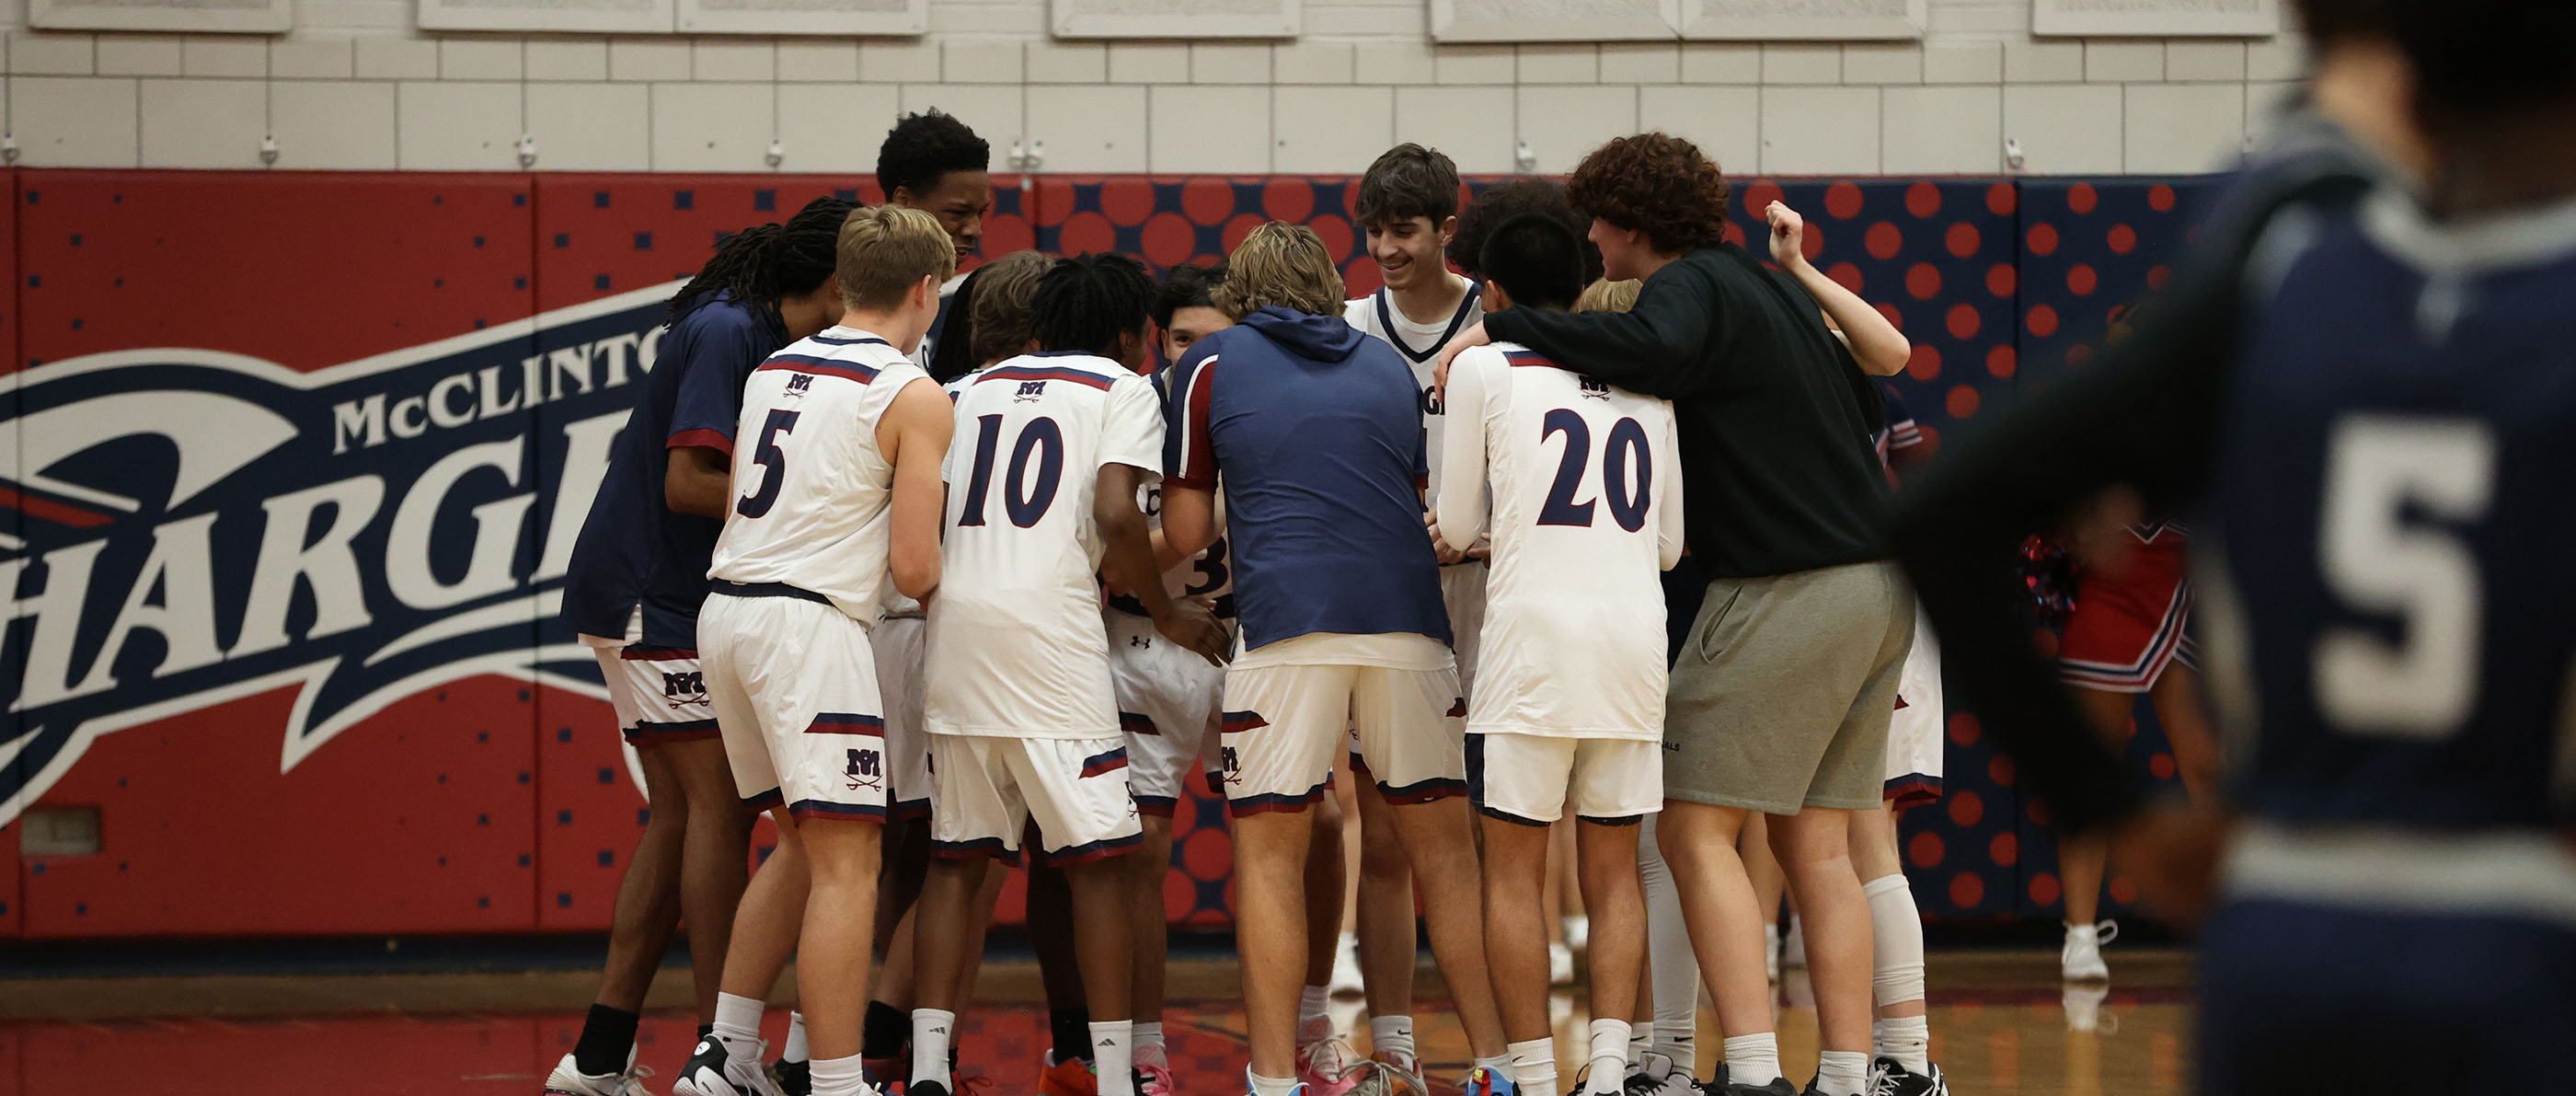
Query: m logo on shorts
[
  {"left": 1219, "top": 745, "right": 1242, "bottom": 785},
  {"left": 845, "top": 747, "right": 883, "bottom": 790},
  {"left": 662, "top": 671, "right": 707, "bottom": 706},
  {"left": 1014, "top": 380, "right": 1046, "bottom": 402}
]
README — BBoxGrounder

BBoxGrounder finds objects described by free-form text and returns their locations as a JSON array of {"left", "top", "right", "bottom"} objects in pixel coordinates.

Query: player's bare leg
[
  {"left": 1654, "top": 802, "right": 1778, "bottom": 1087},
  {"left": 1068, "top": 855, "right": 1140, "bottom": 1096},
  {"left": 1574, "top": 820, "right": 1646, "bottom": 1091},
  {"left": 595, "top": 743, "right": 688, "bottom": 1020},
  {"left": 1029, "top": 859, "right": 1098, "bottom": 1091},
  {"left": 677, "top": 806, "right": 811, "bottom": 1096},
  {"left": 1849, "top": 803, "right": 1938, "bottom": 1089},
  {"left": 1130, "top": 811, "right": 1179, "bottom": 1089},
  {"left": 796, "top": 818, "right": 886, "bottom": 1062},
  {"left": 1477, "top": 815, "right": 1555, "bottom": 1049},
  {"left": 1543, "top": 820, "right": 1574, "bottom": 986},
  {"left": 1765, "top": 808, "right": 1873, "bottom": 1090},
  {"left": 1741, "top": 813, "right": 1787, "bottom": 975},
  {"left": 1386, "top": 795, "right": 1509, "bottom": 1066},
  {"left": 1353, "top": 779, "right": 1420, "bottom": 1066},
  {"left": 2149, "top": 664, "right": 2222, "bottom": 799},
  {"left": 671, "top": 739, "right": 755, "bottom": 1025},
  {"left": 908, "top": 853, "right": 992, "bottom": 1093},
  {"left": 1234, "top": 807, "right": 1320, "bottom": 1083}
]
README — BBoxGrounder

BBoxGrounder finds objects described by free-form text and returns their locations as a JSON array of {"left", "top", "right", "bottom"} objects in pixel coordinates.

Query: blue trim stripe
[
  {"left": 1475, "top": 802, "right": 1551, "bottom": 828},
  {"left": 742, "top": 788, "right": 785, "bottom": 813},
  {"left": 1227, "top": 779, "right": 1330, "bottom": 816},
  {"left": 1577, "top": 813, "right": 1646, "bottom": 826},
  {"left": 1376, "top": 775, "right": 1467, "bottom": 804},
  {"left": 891, "top": 797, "right": 932, "bottom": 821},
  {"left": 1503, "top": 350, "right": 1563, "bottom": 369},
  {"left": 1133, "top": 794, "right": 1179, "bottom": 817},
  {"left": 933, "top": 836, "right": 1022, "bottom": 866},
  {"left": 788, "top": 799, "right": 887, "bottom": 823},
  {"left": 806, "top": 712, "right": 887, "bottom": 735},
  {"left": 760, "top": 353, "right": 881, "bottom": 385},
  {"left": 1079, "top": 747, "right": 1130, "bottom": 778},
  {"left": 975, "top": 364, "right": 1117, "bottom": 392},
  {"left": 810, "top": 332, "right": 892, "bottom": 347},
  {"left": 1884, "top": 774, "right": 1944, "bottom": 808},
  {"left": 1219, "top": 710, "right": 1269, "bottom": 734},
  {"left": 1041, "top": 830, "right": 1144, "bottom": 866},
  {"left": 1120, "top": 711, "right": 1158, "bottom": 736},
  {"left": 619, "top": 646, "right": 699, "bottom": 662}
]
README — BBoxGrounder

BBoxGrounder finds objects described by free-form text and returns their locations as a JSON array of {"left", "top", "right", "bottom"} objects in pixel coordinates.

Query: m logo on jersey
[
  {"left": 1014, "top": 380, "right": 1047, "bottom": 403},
  {"left": 785, "top": 373, "right": 814, "bottom": 398},
  {"left": 1579, "top": 377, "right": 1611, "bottom": 401},
  {"left": 0, "top": 283, "right": 684, "bottom": 825}
]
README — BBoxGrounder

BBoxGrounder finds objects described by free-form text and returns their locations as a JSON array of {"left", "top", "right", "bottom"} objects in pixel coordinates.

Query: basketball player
[
  {"left": 671, "top": 205, "right": 957, "bottom": 1096},
  {"left": 1163, "top": 222, "right": 1504, "bottom": 1096},
  {"left": 1447, "top": 178, "right": 1601, "bottom": 287},
  {"left": 548, "top": 197, "right": 852, "bottom": 1096},
  {"left": 1339, "top": 144, "right": 1514, "bottom": 1096},
  {"left": 907, "top": 254, "right": 1228, "bottom": 1096},
  {"left": 1437, "top": 214, "right": 1683, "bottom": 1096},
  {"left": 880, "top": 108, "right": 991, "bottom": 375},
  {"left": 1434, "top": 142, "right": 1912, "bottom": 1096},
  {"left": 1894, "top": 3, "right": 2576, "bottom": 1090}
]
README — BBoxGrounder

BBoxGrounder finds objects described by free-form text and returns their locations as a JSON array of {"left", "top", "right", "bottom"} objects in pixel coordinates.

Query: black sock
[
  {"left": 698, "top": 1023, "right": 715, "bottom": 1043},
  {"left": 1051, "top": 1009, "right": 1094, "bottom": 1065},
  {"left": 863, "top": 1000, "right": 909, "bottom": 1058},
  {"left": 574, "top": 1004, "right": 641, "bottom": 1077}
]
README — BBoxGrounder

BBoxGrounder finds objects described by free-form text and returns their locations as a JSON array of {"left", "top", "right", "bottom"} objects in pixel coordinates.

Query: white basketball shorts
[{"left": 699, "top": 588, "right": 889, "bottom": 823}]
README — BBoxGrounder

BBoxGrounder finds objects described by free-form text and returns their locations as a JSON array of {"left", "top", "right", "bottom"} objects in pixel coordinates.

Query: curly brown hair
[{"left": 1565, "top": 133, "right": 1731, "bottom": 256}]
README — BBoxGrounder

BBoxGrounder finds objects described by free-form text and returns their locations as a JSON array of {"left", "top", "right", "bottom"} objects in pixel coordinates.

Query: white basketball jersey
[
  {"left": 1344, "top": 275, "right": 1482, "bottom": 499},
  {"left": 707, "top": 328, "right": 929, "bottom": 622},
  {"left": 926, "top": 352, "right": 1167, "bottom": 738},
  {"left": 1435, "top": 340, "right": 1683, "bottom": 740}
]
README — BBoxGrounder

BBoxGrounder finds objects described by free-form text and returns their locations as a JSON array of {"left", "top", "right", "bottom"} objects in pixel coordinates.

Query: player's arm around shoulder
[
  {"left": 880, "top": 374, "right": 955, "bottom": 601},
  {"left": 1432, "top": 349, "right": 1499, "bottom": 557},
  {"left": 1648, "top": 398, "right": 1685, "bottom": 570}
]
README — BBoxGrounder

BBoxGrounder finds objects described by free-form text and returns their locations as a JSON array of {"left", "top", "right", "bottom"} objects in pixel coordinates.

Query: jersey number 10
[
  {"left": 1536, "top": 410, "right": 1652, "bottom": 533},
  {"left": 959, "top": 413, "right": 1065, "bottom": 528}
]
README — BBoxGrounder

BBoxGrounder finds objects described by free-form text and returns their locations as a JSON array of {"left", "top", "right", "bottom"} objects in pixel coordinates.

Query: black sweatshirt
[
  {"left": 1885, "top": 111, "right": 2383, "bottom": 836},
  {"left": 1484, "top": 243, "right": 1890, "bottom": 579}
]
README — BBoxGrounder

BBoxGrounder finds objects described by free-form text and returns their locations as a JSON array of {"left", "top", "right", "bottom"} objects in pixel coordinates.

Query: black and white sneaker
[
  {"left": 768, "top": 1056, "right": 812, "bottom": 1096},
  {"left": 674, "top": 1037, "right": 785, "bottom": 1096},
  {"left": 909, "top": 1079, "right": 954, "bottom": 1096},
  {"left": 1869, "top": 1058, "right": 1948, "bottom": 1096}
]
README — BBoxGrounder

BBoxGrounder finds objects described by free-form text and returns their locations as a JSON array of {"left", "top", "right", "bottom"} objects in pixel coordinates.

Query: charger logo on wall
[{"left": 0, "top": 283, "right": 686, "bottom": 825}]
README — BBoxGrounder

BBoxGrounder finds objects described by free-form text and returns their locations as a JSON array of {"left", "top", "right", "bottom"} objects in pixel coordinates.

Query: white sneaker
[
  {"left": 544, "top": 1050, "right": 655, "bottom": 1096},
  {"left": 1625, "top": 1051, "right": 1696, "bottom": 1096},
  {"left": 675, "top": 1035, "right": 785, "bottom": 1096},
  {"left": 1781, "top": 916, "right": 1807, "bottom": 971},
  {"left": 2060, "top": 919, "right": 2116, "bottom": 982},
  {"left": 1329, "top": 931, "right": 1365, "bottom": 997},
  {"left": 2062, "top": 984, "right": 2115, "bottom": 1034},
  {"left": 1565, "top": 915, "right": 1591, "bottom": 952},
  {"left": 1549, "top": 941, "right": 1576, "bottom": 986}
]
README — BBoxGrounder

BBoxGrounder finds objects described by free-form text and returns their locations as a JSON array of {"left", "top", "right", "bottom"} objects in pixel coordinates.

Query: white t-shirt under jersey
[
  {"left": 1343, "top": 274, "right": 1484, "bottom": 500},
  {"left": 1434, "top": 340, "right": 1683, "bottom": 739},
  {"left": 707, "top": 327, "right": 931, "bottom": 622},
  {"left": 925, "top": 352, "right": 1167, "bottom": 738}
]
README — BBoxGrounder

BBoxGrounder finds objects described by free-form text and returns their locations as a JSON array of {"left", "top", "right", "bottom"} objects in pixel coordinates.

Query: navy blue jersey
[
  {"left": 560, "top": 293, "right": 786, "bottom": 649},
  {"left": 1165, "top": 306, "right": 1449, "bottom": 651},
  {"left": 2211, "top": 191, "right": 2576, "bottom": 830}
]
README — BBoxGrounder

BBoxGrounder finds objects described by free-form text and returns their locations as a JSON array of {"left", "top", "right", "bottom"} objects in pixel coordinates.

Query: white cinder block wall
[{"left": 0, "top": 0, "right": 2308, "bottom": 174}]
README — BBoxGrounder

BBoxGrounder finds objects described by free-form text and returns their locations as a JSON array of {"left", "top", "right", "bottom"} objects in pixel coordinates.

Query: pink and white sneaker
[
  {"left": 1295, "top": 1037, "right": 1362, "bottom": 1096},
  {"left": 1138, "top": 1062, "right": 1178, "bottom": 1096}
]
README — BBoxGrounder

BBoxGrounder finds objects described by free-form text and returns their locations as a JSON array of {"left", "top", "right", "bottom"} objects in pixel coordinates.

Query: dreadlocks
[
  {"left": 665, "top": 195, "right": 853, "bottom": 326},
  {"left": 1030, "top": 253, "right": 1154, "bottom": 358}
]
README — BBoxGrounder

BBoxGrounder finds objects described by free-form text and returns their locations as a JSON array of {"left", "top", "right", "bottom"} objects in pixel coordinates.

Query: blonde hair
[
  {"left": 1213, "top": 222, "right": 1346, "bottom": 320},
  {"left": 967, "top": 250, "right": 1055, "bottom": 364},
  {"left": 836, "top": 205, "right": 958, "bottom": 311},
  {"left": 1575, "top": 278, "right": 1640, "bottom": 314}
]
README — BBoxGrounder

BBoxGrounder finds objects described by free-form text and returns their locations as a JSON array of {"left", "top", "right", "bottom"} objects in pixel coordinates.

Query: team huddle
[{"left": 553, "top": 107, "right": 1961, "bottom": 1096}]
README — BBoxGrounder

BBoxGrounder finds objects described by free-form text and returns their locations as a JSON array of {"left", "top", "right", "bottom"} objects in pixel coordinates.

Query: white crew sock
[
  {"left": 1248, "top": 1069, "right": 1301, "bottom": 1096},
  {"left": 1864, "top": 874, "right": 1928, "bottom": 1010},
  {"left": 713, "top": 993, "right": 765, "bottom": 1061},
  {"left": 783, "top": 1010, "right": 810, "bottom": 1065},
  {"left": 1814, "top": 1050, "right": 1870, "bottom": 1096},
  {"left": 1299, "top": 985, "right": 1332, "bottom": 1043},
  {"left": 1091, "top": 1021, "right": 1134, "bottom": 1096},
  {"left": 1506, "top": 1037, "right": 1558, "bottom": 1096},
  {"left": 1583, "top": 1021, "right": 1629, "bottom": 1094},
  {"left": 1370, "top": 1016, "right": 1417, "bottom": 1070},
  {"left": 811, "top": 1054, "right": 869, "bottom": 1096},
  {"left": 1627, "top": 1025, "right": 1652, "bottom": 1067},
  {"left": 1134, "top": 1021, "right": 1167, "bottom": 1070},
  {"left": 910, "top": 1009, "right": 957, "bottom": 1089},
  {"left": 1638, "top": 813, "right": 1699, "bottom": 1075},
  {"left": 1474, "top": 1054, "right": 1510, "bottom": 1076},
  {"left": 1875, "top": 1016, "right": 1930, "bottom": 1076},
  {"left": 1720, "top": 1033, "right": 1781, "bottom": 1088}
]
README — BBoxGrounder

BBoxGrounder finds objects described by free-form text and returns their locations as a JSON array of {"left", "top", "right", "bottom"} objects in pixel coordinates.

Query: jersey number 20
[
  {"left": 1536, "top": 410, "right": 1651, "bottom": 533},
  {"left": 959, "top": 413, "right": 1065, "bottom": 528}
]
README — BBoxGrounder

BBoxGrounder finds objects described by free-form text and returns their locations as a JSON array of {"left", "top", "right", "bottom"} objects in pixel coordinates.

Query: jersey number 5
[
  {"left": 2314, "top": 414, "right": 2494, "bottom": 739},
  {"left": 735, "top": 408, "right": 800, "bottom": 519},
  {"left": 959, "top": 413, "right": 1065, "bottom": 528},
  {"left": 1536, "top": 410, "right": 1652, "bottom": 533}
]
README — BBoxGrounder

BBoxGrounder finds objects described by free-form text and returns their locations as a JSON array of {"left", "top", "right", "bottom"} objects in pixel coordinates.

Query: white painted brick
[
  {"left": 181, "top": 36, "right": 266, "bottom": 76},
  {"left": 1922, "top": 40, "right": 2001, "bottom": 84},
  {"left": 1100, "top": 41, "right": 1179, "bottom": 83},
  {"left": 1274, "top": 85, "right": 1393, "bottom": 174},
  {"left": 1394, "top": 85, "right": 1512, "bottom": 174},
  {"left": 1026, "top": 41, "right": 1103, "bottom": 84},
  {"left": 1680, "top": 43, "right": 1758, "bottom": 84},
  {"left": 1598, "top": 42, "right": 1678, "bottom": 85},
  {"left": 2246, "top": 34, "right": 2306, "bottom": 80},
  {"left": 1192, "top": 42, "right": 1270, "bottom": 84},
  {"left": 98, "top": 36, "right": 182, "bottom": 77},
  {"left": 270, "top": 37, "right": 355, "bottom": 78},
  {"left": 2164, "top": 40, "right": 2244, "bottom": 81},
  {"left": 1353, "top": 41, "right": 1434, "bottom": 85},
  {"left": 1881, "top": 85, "right": 2001, "bottom": 174},
  {"left": 2125, "top": 82, "right": 2243, "bottom": 173},
  {"left": 523, "top": 40, "right": 605, "bottom": 81},
  {"left": 270, "top": 79, "right": 396, "bottom": 167},
  {"left": 857, "top": 40, "right": 938, "bottom": 83},
  {"left": 1760, "top": 43, "right": 1839, "bottom": 85},
  {"left": 140, "top": 77, "right": 262, "bottom": 167},
  {"left": 2002, "top": 83, "right": 2122, "bottom": 173},
  {"left": 2084, "top": 40, "right": 2161, "bottom": 82},
  {"left": 1759, "top": 86, "right": 1877, "bottom": 175},
  {"left": 1515, "top": 84, "right": 1633, "bottom": 173},
  {"left": 1515, "top": 43, "right": 1595, "bottom": 84},
  {"left": 527, "top": 82, "right": 648, "bottom": 169},
  {"left": 1026, "top": 84, "right": 1144, "bottom": 172},
  {"left": 776, "top": 40, "right": 857, "bottom": 82},
  {"left": 1272, "top": 41, "right": 1353, "bottom": 84},
  {"left": 2003, "top": 40, "right": 2082, "bottom": 82},
  {"left": 897, "top": 84, "right": 1020, "bottom": 170},
  {"left": 696, "top": 40, "right": 775, "bottom": 81},
  {"left": 1150, "top": 84, "right": 1267, "bottom": 172},
  {"left": 11, "top": 32, "right": 95, "bottom": 75},
  {"left": 776, "top": 83, "right": 900, "bottom": 173},
  {"left": 397, "top": 80, "right": 522, "bottom": 170},
  {"left": 354, "top": 37, "right": 437, "bottom": 80},
  {"left": 1841, "top": 43, "right": 1920, "bottom": 84},
  {"left": 609, "top": 38, "right": 690, "bottom": 81},
  {"left": 650, "top": 81, "right": 771, "bottom": 171},
  {"left": 940, "top": 40, "right": 1019, "bottom": 83},
  {"left": 440, "top": 39, "right": 522, "bottom": 81},
  {"left": 14, "top": 77, "right": 132, "bottom": 166},
  {"left": 1434, "top": 44, "right": 1512, "bottom": 84},
  {"left": 1639, "top": 85, "right": 1759, "bottom": 173}
]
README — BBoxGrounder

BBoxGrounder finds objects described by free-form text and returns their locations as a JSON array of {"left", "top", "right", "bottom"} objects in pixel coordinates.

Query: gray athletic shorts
[{"left": 1662, "top": 560, "right": 1915, "bottom": 813}]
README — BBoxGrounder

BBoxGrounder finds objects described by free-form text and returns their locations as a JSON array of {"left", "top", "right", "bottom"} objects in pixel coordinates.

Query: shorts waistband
[{"left": 708, "top": 580, "right": 833, "bottom": 606}]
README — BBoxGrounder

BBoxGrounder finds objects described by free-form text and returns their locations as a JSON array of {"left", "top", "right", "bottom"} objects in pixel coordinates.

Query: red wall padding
[{"left": 2, "top": 169, "right": 2212, "bottom": 940}]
